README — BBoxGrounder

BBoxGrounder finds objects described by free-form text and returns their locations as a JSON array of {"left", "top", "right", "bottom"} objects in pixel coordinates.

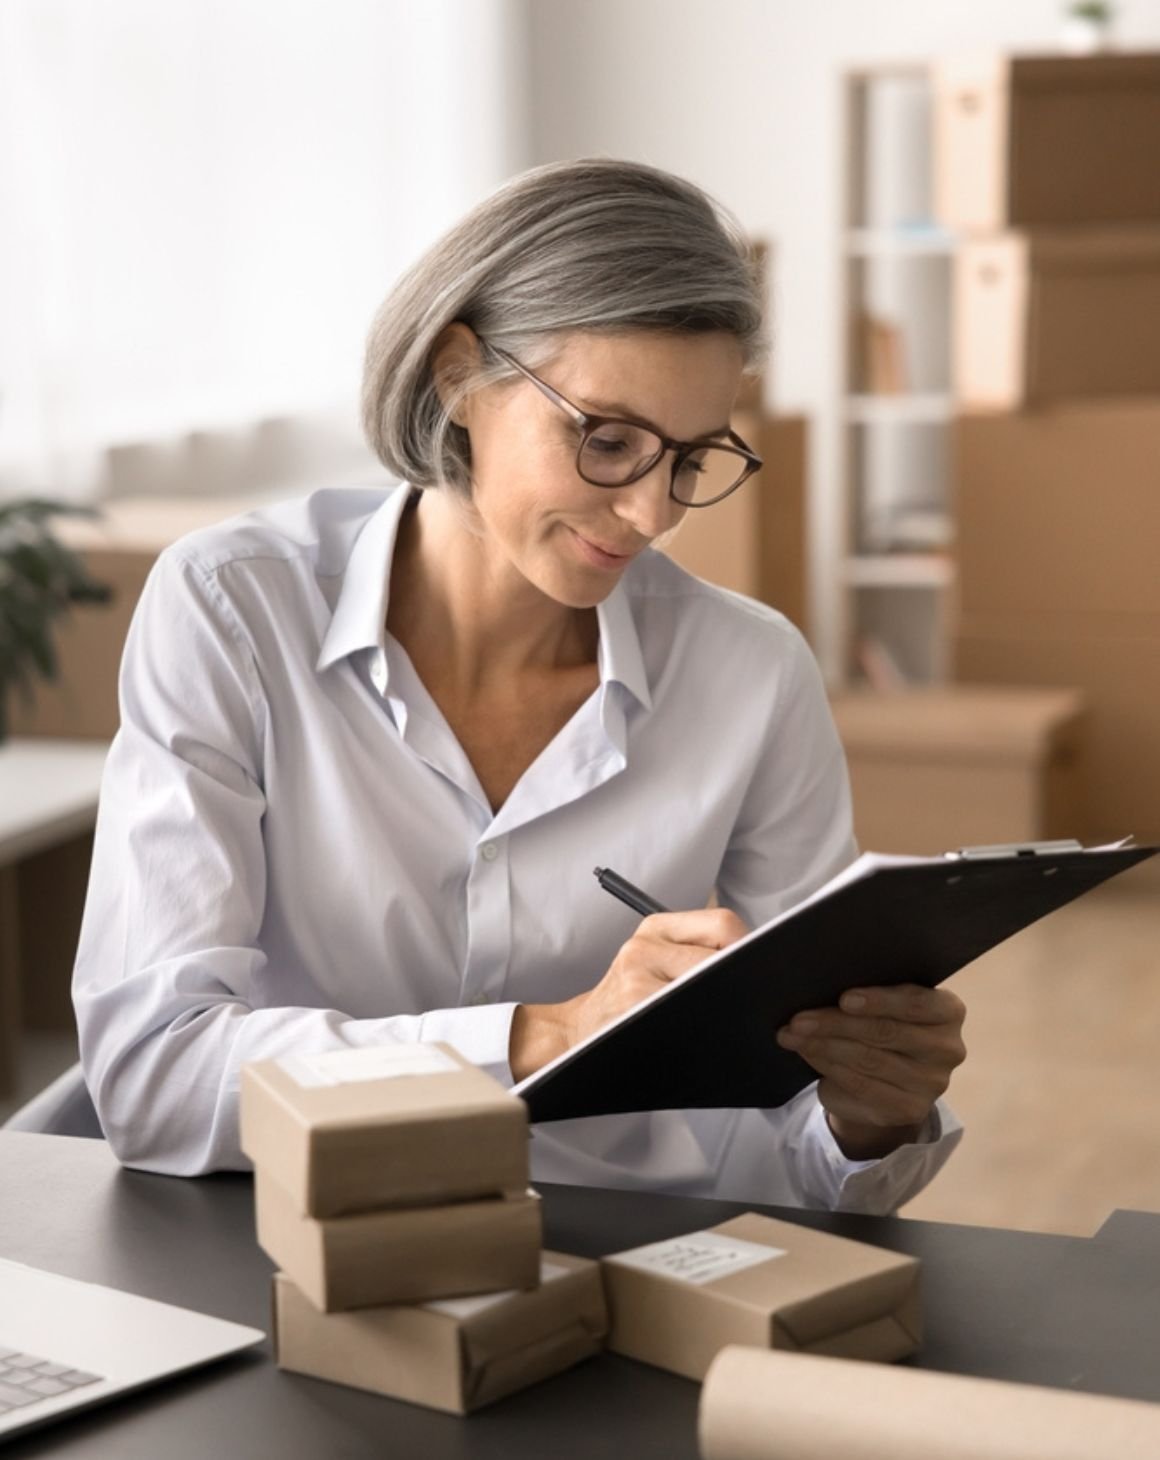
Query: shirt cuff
[
  {"left": 801, "top": 1097, "right": 964, "bottom": 1215},
  {"left": 415, "top": 1002, "right": 519, "bottom": 1089}
]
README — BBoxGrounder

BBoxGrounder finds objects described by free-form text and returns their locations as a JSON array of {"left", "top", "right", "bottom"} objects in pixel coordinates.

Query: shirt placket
[{"left": 461, "top": 832, "right": 513, "bottom": 1007}]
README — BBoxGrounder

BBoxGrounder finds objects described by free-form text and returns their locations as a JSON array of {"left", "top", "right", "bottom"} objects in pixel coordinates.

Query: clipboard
[{"left": 514, "top": 840, "right": 1158, "bottom": 1125}]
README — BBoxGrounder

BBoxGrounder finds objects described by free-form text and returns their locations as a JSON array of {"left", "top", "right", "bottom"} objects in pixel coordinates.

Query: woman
[{"left": 74, "top": 158, "right": 965, "bottom": 1210}]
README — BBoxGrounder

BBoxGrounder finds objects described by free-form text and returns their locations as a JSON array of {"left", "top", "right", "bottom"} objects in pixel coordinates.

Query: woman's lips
[{"left": 568, "top": 528, "right": 639, "bottom": 570}]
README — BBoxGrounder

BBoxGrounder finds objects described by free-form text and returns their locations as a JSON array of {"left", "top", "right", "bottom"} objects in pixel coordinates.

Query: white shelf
[
  {"left": 836, "top": 62, "right": 955, "bottom": 686},
  {"left": 843, "top": 554, "right": 955, "bottom": 589},
  {"left": 846, "top": 228, "right": 956, "bottom": 256},
  {"left": 846, "top": 393, "right": 953, "bottom": 424}
]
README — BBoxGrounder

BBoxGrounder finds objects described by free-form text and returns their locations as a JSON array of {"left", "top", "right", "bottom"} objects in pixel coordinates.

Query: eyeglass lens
[{"left": 579, "top": 422, "right": 748, "bottom": 505}]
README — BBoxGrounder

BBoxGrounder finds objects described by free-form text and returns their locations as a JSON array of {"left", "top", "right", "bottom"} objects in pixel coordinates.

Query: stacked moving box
[
  {"left": 934, "top": 51, "right": 1160, "bottom": 840},
  {"left": 239, "top": 1043, "right": 932, "bottom": 1417},
  {"left": 936, "top": 52, "right": 1160, "bottom": 413},
  {"left": 240, "top": 1042, "right": 607, "bottom": 1413}
]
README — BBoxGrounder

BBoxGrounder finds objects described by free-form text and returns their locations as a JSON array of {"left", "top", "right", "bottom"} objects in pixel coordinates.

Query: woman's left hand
[{"left": 776, "top": 984, "right": 967, "bottom": 1160}]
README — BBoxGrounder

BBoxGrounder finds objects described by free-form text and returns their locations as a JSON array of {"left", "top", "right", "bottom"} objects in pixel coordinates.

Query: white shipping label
[
  {"left": 424, "top": 1261, "right": 569, "bottom": 1321},
  {"left": 607, "top": 1230, "right": 783, "bottom": 1286},
  {"left": 278, "top": 1044, "right": 460, "bottom": 1088}
]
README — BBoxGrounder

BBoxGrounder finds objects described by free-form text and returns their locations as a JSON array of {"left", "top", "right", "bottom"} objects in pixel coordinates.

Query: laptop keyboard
[{"left": 0, "top": 1346, "right": 102, "bottom": 1414}]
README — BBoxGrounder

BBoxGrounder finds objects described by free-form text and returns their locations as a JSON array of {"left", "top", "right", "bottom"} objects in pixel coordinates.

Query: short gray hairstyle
[{"left": 361, "top": 157, "right": 767, "bottom": 494}]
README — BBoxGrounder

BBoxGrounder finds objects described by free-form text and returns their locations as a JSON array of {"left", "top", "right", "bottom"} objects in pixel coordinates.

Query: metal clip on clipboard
[{"left": 946, "top": 839, "right": 1085, "bottom": 860}]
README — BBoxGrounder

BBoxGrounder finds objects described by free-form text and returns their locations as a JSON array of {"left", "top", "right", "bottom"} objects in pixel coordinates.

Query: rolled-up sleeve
[{"left": 702, "top": 1091, "right": 964, "bottom": 1215}]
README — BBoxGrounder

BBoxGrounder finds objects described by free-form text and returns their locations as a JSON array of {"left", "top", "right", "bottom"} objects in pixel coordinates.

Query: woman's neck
[{"left": 385, "top": 488, "right": 597, "bottom": 697}]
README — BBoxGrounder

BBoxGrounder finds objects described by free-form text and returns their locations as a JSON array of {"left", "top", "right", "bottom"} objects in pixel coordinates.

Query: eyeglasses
[{"left": 481, "top": 342, "right": 762, "bottom": 508}]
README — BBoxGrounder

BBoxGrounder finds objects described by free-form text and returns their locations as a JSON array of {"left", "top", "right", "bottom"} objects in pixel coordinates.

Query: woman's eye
[{"left": 587, "top": 434, "right": 631, "bottom": 456}]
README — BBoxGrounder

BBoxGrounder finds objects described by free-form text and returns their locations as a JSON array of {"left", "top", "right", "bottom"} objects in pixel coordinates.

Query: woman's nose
[{"left": 609, "top": 456, "right": 684, "bottom": 540}]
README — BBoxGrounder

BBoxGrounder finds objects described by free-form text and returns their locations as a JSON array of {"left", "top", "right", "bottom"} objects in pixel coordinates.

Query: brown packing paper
[
  {"left": 274, "top": 1251, "right": 608, "bottom": 1415},
  {"left": 254, "top": 1170, "right": 542, "bottom": 1311},
  {"left": 699, "top": 1345, "right": 1160, "bottom": 1460},
  {"left": 603, "top": 1213, "right": 920, "bottom": 1382},
  {"left": 240, "top": 1042, "right": 528, "bottom": 1217}
]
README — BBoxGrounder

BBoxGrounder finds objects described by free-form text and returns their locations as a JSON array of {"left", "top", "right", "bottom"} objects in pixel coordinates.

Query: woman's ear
[{"left": 430, "top": 322, "right": 481, "bottom": 426}]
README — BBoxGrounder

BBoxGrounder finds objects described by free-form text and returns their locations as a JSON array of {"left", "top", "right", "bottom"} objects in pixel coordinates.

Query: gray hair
[{"left": 361, "top": 157, "right": 767, "bottom": 494}]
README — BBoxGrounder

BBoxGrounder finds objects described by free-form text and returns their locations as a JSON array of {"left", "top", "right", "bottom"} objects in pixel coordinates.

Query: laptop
[{"left": 0, "top": 1256, "right": 264, "bottom": 1440}]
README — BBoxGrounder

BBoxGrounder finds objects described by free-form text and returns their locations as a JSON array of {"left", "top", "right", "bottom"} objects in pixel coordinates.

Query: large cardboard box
[
  {"left": 933, "top": 52, "right": 1160, "bottom": 232},
  {"left": 663, "top": 413, "right": 808, "bottom": 635},
  {"left": 954, "top": 403, "right": 1160, "bottom": 621},
  {"left": 952, "top": 404, "right": 1160, "bottom": 840},
  {"left": 601, "top": 1213, "right": 920, "bottom": 1382},
  {"left": 953, "top": 229, "right": 1160, "bottom": 413},
  {"left": 274, "top": 1252, "right": 607, "bottom": 1414},
  {"left": 955, "top": 624, "right": 1160, "bottom": 843},
  {"left": 254, "top": 1171, "right": 541, "bottom": 1312},
  {"left": 829, "top": 686, "right": 1085, "bottom": 855},
  {"left": 240, "top": 1044, "right": 529, "bottom": 1218}
]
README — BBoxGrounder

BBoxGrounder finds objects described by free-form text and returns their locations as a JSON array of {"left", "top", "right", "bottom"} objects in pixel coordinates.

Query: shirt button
[
  {"left": 480, "top": 842, "right": 499, "bottom": 862},
  {"left": 371, "top": 659, "right": 386, "bottom": 693},
  {"left": 469, "top": 994, "right": 491, "bottom": 1006}
]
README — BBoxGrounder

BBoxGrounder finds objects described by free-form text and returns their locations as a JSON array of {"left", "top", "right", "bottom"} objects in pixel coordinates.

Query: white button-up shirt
[{"left": 74, "top": 484, "right": 961, "bottom": 1211}]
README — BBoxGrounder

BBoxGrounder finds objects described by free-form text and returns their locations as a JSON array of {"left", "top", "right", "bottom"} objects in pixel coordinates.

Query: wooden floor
[{"left": 902, "top": 853, "right": 1160, "bottom": 1236}]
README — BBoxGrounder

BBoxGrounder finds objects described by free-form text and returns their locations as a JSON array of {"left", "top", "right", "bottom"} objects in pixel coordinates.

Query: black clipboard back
[{"left": 514, "top": 841, "right": 1157, "bottom": 1125}]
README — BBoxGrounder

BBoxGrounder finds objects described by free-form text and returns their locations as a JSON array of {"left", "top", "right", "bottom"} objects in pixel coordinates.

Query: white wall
[
  {"left": 0, "top": 0, "right": 532, "bottom": 498},
  {"left": 527, "top": 0, "right": 1160, "bottom": 675}
]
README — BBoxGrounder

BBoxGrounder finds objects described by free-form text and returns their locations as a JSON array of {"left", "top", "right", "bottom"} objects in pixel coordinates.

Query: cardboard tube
[{"left": 699, "top": 1346, "right": 1160, "bottom": 1460}]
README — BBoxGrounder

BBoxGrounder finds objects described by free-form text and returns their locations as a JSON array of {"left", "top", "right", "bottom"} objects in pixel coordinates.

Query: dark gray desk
[{"left": 2, "top": 1132, "right": 1159, "bottom": 1458}]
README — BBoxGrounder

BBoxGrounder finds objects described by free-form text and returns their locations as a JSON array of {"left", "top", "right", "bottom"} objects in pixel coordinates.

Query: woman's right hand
[{"left": 509, "top": 908, "right": 749, "bottom": 1082}]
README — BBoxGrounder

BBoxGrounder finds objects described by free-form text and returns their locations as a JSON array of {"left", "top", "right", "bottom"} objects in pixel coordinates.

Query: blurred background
[{"left": 1, "top": 0, "right": 1158, "bottom": 1235}]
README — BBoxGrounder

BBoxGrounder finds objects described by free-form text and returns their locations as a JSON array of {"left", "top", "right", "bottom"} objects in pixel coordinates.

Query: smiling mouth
[{"left": 569, "top": 528, "right": 640, "bottom": 567}]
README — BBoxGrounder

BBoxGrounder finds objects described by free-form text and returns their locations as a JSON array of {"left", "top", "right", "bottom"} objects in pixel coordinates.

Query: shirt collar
[
  {"left": 316, "top": 485, "right": 413, "bottom": 672},
  {"left": 596, "top": 572, "right": 652, "bottom": 711},
  {"left": 316, "top": 484, "right": 654, "bottom": 711}
]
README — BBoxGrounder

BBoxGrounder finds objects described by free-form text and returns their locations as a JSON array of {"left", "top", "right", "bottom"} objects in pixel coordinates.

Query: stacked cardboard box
[
  {"left": 935, "top": 52, "right": 1160, "bottom": 412},
  {"left": 933, "top": 52, "right": 1160, "bottom": 839},
  {"left": 240, "top": 1042, "right": 607, "bottom": 1413},
  {"left": 953, "top": 403, "right": 1160, "bottom": 840}
]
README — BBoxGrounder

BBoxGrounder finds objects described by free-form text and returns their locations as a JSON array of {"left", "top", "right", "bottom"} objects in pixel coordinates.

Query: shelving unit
[{"left": 837, "top": 62, "right": 956, "bottom": 686}]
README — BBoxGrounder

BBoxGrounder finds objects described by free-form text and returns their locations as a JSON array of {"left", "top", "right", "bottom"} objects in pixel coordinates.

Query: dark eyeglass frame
[{"left": 482, "top": 341, "right": 763, "bottom": 508}]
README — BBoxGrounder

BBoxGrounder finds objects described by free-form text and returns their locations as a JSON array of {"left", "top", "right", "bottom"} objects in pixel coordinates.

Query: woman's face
[{"left": 457, "top": 329, "right": 746, "bottom": 610}]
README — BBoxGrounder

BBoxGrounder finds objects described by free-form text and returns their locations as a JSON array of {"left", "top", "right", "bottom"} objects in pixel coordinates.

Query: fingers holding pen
[
  {"left": 569, "top": 907, "right": 750, "bottom": 1045},
  {"left": 606, "top": 908, "right": 750, "bottom": 998},
  {"left": 512, "top": 901, "right": 751, "bottom": 1082},
  {"left": 637, "top": 907, "right": 750, "bottom": 953}
]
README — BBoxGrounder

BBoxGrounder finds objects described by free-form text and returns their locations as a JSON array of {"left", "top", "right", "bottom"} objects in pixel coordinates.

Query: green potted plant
[
  {"left": 1061, "top": 1, "right": 1116, "bottom": 52},
  {"left": 0, "top": 499, "right": 111, "bottom": 744}
]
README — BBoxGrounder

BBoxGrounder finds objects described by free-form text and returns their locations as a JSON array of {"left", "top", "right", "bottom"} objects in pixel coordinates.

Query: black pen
[{"left": 593, "top": 866, "right": 671, "bottom": 917}]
